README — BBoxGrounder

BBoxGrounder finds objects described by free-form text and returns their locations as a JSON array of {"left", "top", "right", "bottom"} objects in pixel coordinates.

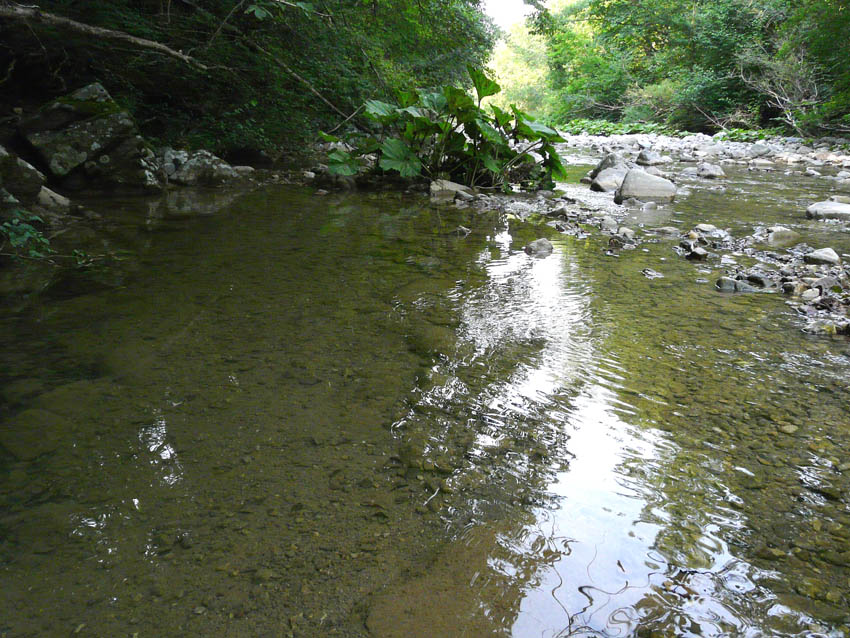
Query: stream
[{"left": 2, "top": 152, "right": 850, "bottom": 637}]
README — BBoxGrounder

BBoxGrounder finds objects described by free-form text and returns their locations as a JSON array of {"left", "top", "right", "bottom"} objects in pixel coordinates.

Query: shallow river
[{"left": 2, "top": 159, "right": 850, "bottom": 637}]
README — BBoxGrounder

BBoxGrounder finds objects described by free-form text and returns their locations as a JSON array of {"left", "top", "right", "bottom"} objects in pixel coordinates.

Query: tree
[{"left": 0, "top": 0, "right": 497, "bottom": 155}]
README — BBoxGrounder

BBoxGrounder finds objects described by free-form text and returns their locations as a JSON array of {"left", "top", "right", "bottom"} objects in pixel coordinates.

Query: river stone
[
  {"left": 804, "top": 248, "right": 841, "bottom": 265},
  {"left": 171, "top": 150, "right": 240, "bottom": 186},
  {"left": 697, "top": 162, "right": 725, "bottom": 179},
  {"left": 749, "top": 143, "right": 772, "bottom": 158},
  {"left": 20, "top": 83, "right": 163, "bottom": 191},
  {"left": 524, "top": 238, "right": 553, "bottom": 256},
  {"left": 653, "top": 226, "right": 681, "bottom": 236},
  {"left": 807, "top": 200, "right": 850, "bottom": 220},
  {"left": 590, "top": 167, "right": 628, "bottom": 192},
  {"left": 599, "top": 216, "right": 618, "bottom": 232},
  {"left": 26, "top": 110, "right": 136, "bottom": 177},
  {"left": 767, "top": 227, "right": 801, "bottom": 247},
  {"left": 615, "top": 169, "right": 676, "bottom": 204},
  {"left": 0, "top": 409, "right": 71, "bottom": 460},
  {"left": 686, "top": 246, "right": 709, "bottom": 261},
  {"left": 716, "top": 277, "right": 737, "bottom": 292},
  {"left": 589, "top": 153, "right": 624, "bottom": 179},
  {"left": 429, "top": 179, "right": 473, "bottom": 196},
  {"left": 636, "top": 149, "right": 665, "bottom": 166},
  {"left": 617, "top": 226, "right": 635, "bottom": 240},
  {"left": 0, "top": 144, "right": 45, "bottom": 202}
]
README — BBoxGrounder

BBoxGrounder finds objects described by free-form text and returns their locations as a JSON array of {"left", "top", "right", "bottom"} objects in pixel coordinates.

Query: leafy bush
[
  {"left": 559, "top": 119, "right": 679, "bottom": 136},
  {"left": 0, "top": 209, "right": 52, "bottom": 259},
  {"left": 325, "top": 67, "right": 567, "bottom": 191},
  {"left": 713, "top": 127, "right": 785, "bottom": 142}
]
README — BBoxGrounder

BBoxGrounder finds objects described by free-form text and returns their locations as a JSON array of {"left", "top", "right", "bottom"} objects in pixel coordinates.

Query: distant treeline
[{"left": 525, "top": 0, "right": 850, "bottom": 134}]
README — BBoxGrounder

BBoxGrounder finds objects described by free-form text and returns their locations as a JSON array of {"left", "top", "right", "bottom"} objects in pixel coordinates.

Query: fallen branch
[{"left": 0, "top": 2, "right": 210, "bottom": 70}]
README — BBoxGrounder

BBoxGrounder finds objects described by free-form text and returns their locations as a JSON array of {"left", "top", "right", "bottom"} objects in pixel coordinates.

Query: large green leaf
[
  {"left": 443, "top": 131, "right": 467, "bottom": 153},
  {"left": 364, "top": 100, "right": 398, "bottom": 122},
  {"left": 467, "top": 65, "right": 501, "bottom": 102},
  {"left": 397, "top": 90, "right": 418, "bottom": 108},
  {"left": 509, "top": 105, "right": 565, "bottom": 142},
  {"left": 327, "top": 149, "right": 360, "bottom": 176},
  {"left": 481, "top": 153, "right": 501, "bottom": 174},
  {"left": 443, "top": 86, "right": 475, "bottom": 117},
  {"left": 473, "top": 117, "right": 503, "bottom": 145},
  {"left": 418, "top": 90, "right": 448, "bottom": 114},
  {"left": 379, "top": 138, "right": 422, "bottom": 177},
  {"left": 541, "top": 143, "right": 568, "bottom": 182},
  {"left": 398, "top": 106, "right": 429, "bottom": 120},
  {"left": 491, "top": 105, "right": 513, "bottom": 130}
]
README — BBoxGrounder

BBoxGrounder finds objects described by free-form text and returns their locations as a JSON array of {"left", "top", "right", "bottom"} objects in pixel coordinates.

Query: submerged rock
[
  {"left": 766, "top": 226, "right": 801, "bottom": 248},
  {"left": 524, "top": 238, "right": 554, "bottom": 256},
  {"left": 0, "top": 409, "right": 71, "bottom": 460}
]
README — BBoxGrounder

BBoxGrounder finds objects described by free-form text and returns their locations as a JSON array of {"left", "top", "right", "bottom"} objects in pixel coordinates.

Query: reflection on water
[{"left": 2, "top": 168, "right": 850, "bottom": 636}]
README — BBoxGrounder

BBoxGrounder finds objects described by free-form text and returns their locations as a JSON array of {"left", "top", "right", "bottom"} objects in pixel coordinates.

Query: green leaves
[
  {"left": 0, "top": 209, "right": 52, "bottom": 258},
  {"left": 327, "top": 149, "right": 360, "bottom": 176},
  {"left": 245, "top": 4, "right": 272, "bottom": 20},
  {"left": 324, "top": 67, "right": 566, "bottom": 190},
  {"left": 364, "top": 100, "right": 399, "bottom": 123},
  {"left": 379, "top": 138, "right": 422, "bottom": 177},
  {"left": 468, "top": 65, "right": 501, "bottom": 102}
]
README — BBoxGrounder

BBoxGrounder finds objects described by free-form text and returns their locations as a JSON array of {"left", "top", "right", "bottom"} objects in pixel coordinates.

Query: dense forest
[
  {"left": 0, "top": 0, "right": 496, "bottom": 160},
  {"left": 1, "top": 0, "right": 849, "bottom": 162},
  {"left": 499, "top": 0, "right": 850, "bottom": 135}
]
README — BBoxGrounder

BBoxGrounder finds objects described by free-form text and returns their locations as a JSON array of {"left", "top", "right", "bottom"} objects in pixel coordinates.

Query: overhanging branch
[{"left": 0, "top": 2, "right": 210, "bottom": 70}]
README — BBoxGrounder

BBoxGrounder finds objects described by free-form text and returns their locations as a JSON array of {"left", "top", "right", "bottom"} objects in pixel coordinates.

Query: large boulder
[
  {"left": 19, "top": 83, "right": 162, "bottom": 191},
  {"left": 766, "top": 226, "right": 801, "bottom": 248},
  {"left": 0, "top": 144, "right": 45, "bottom": 203},
  {"left": 807, "top": 200, "right": 850, "bottom": 220},
  {"left": 697, "top": 162, "right": 725, "bottom": 179},
  {"left": 590, "top": 167, "right": 628, "bottom": 192},
  {"left": 636, "top": 149, "right": 667, "bottom": 166},
  {"left": 589, "top": 153, "right": 625, "bottom": 179},
  {"left": 166, "top": 150, "right": 240, "bottom": 186},
  {"left": 524, "top": 238, "right": 553, "bottom": 256},
  {"left": 804, "top": 247, "right": 841, "bottom": 265},
  {"left": 614, "top": 169, "right": 677, "bottom": 204}
]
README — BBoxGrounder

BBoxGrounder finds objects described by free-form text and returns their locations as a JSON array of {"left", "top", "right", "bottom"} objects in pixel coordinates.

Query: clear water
[{"left": 2, "top": 162, "right": 850, "bottom": 637}]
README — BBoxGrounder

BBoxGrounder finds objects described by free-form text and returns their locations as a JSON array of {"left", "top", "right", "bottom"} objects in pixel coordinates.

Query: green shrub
[{"left": 326, "top": 67, "right": 567, "bottom": 191}]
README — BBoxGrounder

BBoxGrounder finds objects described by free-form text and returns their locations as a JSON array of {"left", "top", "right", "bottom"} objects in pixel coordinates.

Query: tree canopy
[
  {"left": 0, "top": 0, "right": 497, "bottom": 157},
  {"left": 515, "top": 0, "right": 850, "bottom": 134}
]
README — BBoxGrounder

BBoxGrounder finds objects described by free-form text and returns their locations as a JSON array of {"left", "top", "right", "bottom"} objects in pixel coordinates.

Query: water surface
[{"left": 2, "top": 164, "right": 850, "bottom": 637}]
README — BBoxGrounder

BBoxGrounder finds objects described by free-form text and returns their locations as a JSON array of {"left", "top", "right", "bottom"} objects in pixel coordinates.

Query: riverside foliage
[
  {"left": 0, "top": 0, "right": 496, "bottom": 157},
  {"left": 517, "top": 0, "right": 850, "bottom": 135},
  {"left": 325, "top": 67, "right": 567, "bottom": 190}
]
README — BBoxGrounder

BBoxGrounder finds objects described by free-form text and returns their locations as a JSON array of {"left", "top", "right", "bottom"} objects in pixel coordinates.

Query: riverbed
[{"left": 2, "top": 149, "right": 850, "bottom": 637}]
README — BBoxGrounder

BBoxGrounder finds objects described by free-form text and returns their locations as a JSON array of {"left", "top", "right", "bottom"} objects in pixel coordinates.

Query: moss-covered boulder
[{"left": 19, "top": 83, "right": 162, "bottom": 192}]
